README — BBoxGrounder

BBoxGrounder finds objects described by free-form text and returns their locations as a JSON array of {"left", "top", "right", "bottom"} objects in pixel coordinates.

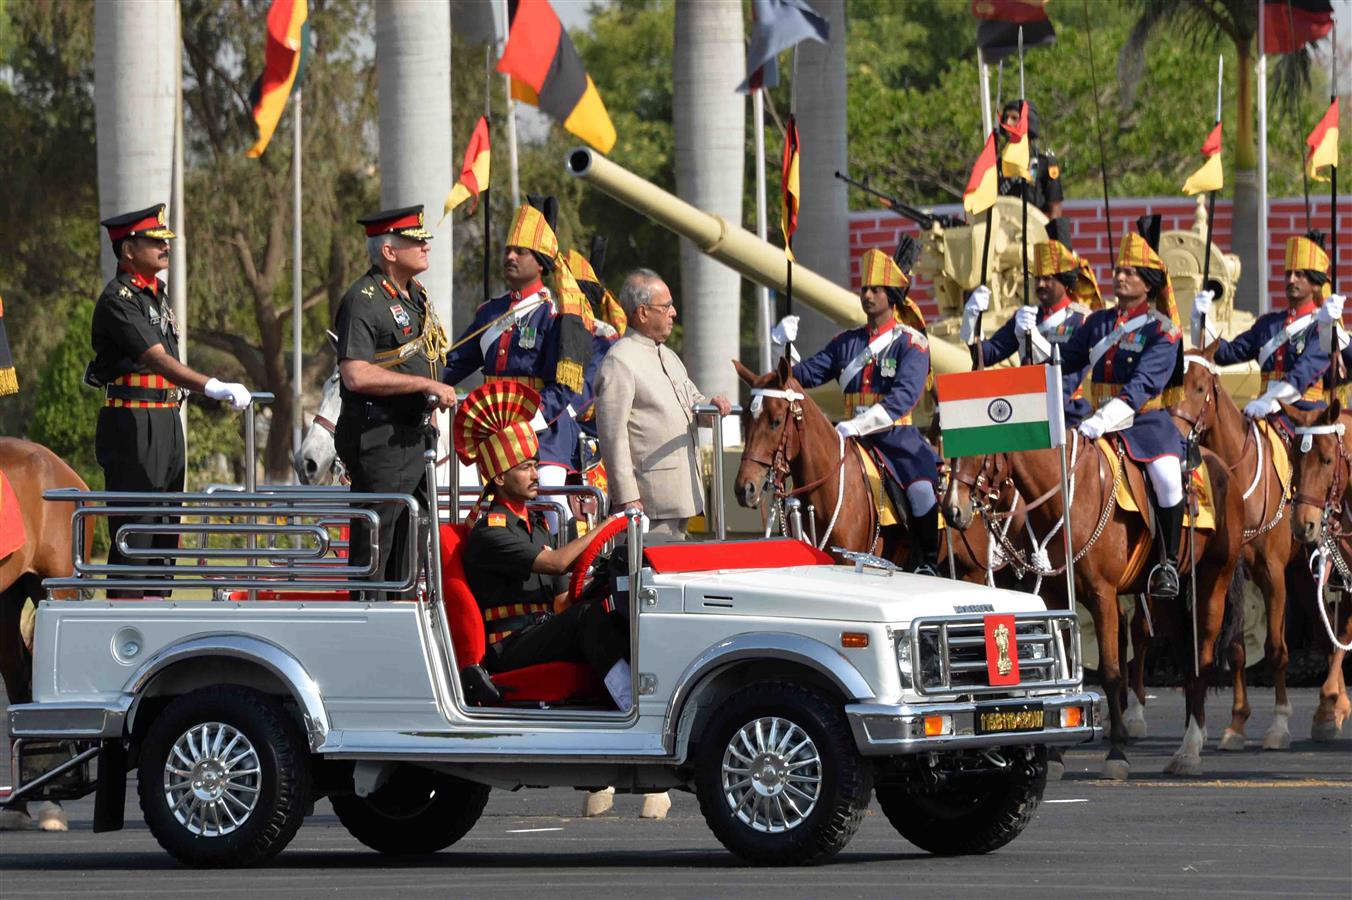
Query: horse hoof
[
  {"left": 0, "top": 808, "right": 32, "bottom": 831},
  {"left": 1310, "top": 718, "right": 1341, "bottom": 742},
  {"left": 583, "top": 787, "right": 615, "bottom": 817},
  {"left": 1099, "top": 759, "right": 1130, "bottom": 781},
  {"left": 1217, "top": 729, "right": 1246, "bottom": 752},
  {"left": 1164, "top": 754, "right": 1203, "bottom": 777},
  {"left": 35, "top": 802, "right": 67, "bottom": 832},
  {"left": 639, "top": 792, "right": 672, "bottom": 820},
  {"left": 1261, "top": 729, "right": 1292, "bottom": 751},
  {"left": 1125, "top": 718, "right": 1148, "bottom": 740}
]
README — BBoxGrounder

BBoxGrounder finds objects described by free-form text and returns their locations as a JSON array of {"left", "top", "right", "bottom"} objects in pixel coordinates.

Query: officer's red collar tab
[
  {"left": 119, "top": 265, "right": 159, "bottom": 294},
  {"left": 512, "top": 279, "right": 545, "bottom": 303},
  {"left": 868, "top": 314, "right": 897, "bottom": 337},
  {"left": 1119, "top": 298, "right": 1149, "bottom": 319},
  {"left": 1043, "top": 296, "right": 1071, "bottom": 315},
  {"left": 501, "top": 499, "right": 530, "bottom": 531},
  {"left": 1288, "top": 299, "right": 1317, "bottom": 319}
]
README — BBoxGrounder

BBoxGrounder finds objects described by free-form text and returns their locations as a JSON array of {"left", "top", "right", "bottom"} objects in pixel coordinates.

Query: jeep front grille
[{"left": 902, "top": 613, "right": 1082, "bottom": 697}]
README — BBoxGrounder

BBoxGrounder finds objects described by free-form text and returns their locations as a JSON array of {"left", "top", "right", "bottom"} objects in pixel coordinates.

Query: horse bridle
[
  {"left": 1170, "top": 353, "right": 1220, "bottom": 446},
  {"left": 1292, "top": 422, "right": 1351, "bottom": 520},
  {"left": 948, "top": 453, "right": 1009, "bottom": 513}
]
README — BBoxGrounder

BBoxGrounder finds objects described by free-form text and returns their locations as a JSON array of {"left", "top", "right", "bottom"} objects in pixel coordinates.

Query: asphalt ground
[{"left": 1, "top": 688, "right": 1349, "bottom": 899}]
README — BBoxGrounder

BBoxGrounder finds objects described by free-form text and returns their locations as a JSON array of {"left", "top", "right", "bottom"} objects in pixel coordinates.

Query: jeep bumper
[{"left": 845, "top": 692, "right": 1102, "bottom": 756}]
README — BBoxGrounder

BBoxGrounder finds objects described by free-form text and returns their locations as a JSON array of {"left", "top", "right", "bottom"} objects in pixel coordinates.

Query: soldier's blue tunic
[
  {"left": 443, "top": 282, "right": 582, "bottom": 469},
  {"left": 980, "top": 299, "right": 1093, "bottom": 426},
  {"left": 1212, "top": 302, "right": 1330, "bottom": 420},
  {"left": 792, "top": 316, "right": 939, "bottom": 489},
  {"left": 1059, "top": 301, "right": 1184, "bottom": 463}
]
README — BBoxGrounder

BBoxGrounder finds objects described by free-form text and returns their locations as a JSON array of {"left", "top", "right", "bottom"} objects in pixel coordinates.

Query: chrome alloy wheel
[
  {"left": 720, "top": 716, "right": 822, "bottom": 833},
  {"left": 163, "top": 722, "right": 262, "bottom": 836}
]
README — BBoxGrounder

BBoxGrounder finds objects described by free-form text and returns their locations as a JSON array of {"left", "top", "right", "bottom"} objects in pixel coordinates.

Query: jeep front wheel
[
  {"left": 694, "top": 682, "right": 872, "bottom": 866},
  {"left": 137, "top": 685, "right": 311, "bottom": 867},
  {"left": 331, "top": 767, "right": 490, "bottom": 855},
  {"left": 875, "top": 750, "right": 1046, "bottom": 855}
]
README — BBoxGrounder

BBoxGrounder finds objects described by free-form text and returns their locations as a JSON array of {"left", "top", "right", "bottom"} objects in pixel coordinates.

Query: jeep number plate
[{"left": 975, "top": 702, "right": 1045, "bottom": 735}]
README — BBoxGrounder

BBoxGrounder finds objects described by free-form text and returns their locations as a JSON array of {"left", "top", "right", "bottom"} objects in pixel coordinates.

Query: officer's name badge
[
  {"left": 488, "top": 513, "right": 507, "bottom": 527},
  {"left": 389, "top": 304, "right": 411, "bottom": 329}
]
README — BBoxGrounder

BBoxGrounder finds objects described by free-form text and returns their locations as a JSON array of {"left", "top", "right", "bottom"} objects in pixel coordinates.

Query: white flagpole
[
  {"left": 291, "top": 87, "right": 303, "bottom": 468},
  {"left": 501, "top": 0, "right": 520, "bottom": 208},
  {"left": 979, "top": 51, "right": 993, "bottom": 137},
  {"left": 172, "top": 0, "right": 187, "bottom": 439},
  {"left": 755, "top": 88, "right": 772, "bottom": 373},
  {"left": 1257, "top": 3, "right": 1270, "bottom": 315},
  {"left": 1049, "top": 346, "right": 1075, "bottom": 612}
]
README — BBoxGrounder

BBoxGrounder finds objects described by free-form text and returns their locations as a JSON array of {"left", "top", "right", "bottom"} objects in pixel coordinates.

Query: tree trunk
[
  {"left": 1231, "top": 40, "right": 1260, "bottom": 313},
  {"left": 793, "top": 0, "right": 849, "bottom": 352},
  {"left": 673, "top": 0, "right": 745, "bottom": 406}
]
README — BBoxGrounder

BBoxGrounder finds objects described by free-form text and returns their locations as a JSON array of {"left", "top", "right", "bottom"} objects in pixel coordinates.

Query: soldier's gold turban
[
  {"left": 1034, "top": 239, "right": 1103, "bottom": 309},
  {"left": 1116, "top": 230, "right": 1180, "bottom": 330},
  {"left": 505, "top": 204, "right": 559, "bottom": 259},
  {"left": 1285, "top": 234, "right": 1332, "bottom": 299}
]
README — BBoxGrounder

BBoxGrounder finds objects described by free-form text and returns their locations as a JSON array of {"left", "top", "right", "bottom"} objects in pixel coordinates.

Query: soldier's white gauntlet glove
[
  {"left": 204, "top": 378, "right": 253, "bottom": 411},
  {"left": 771, "top": 315, "right": 800, "bottom": 345},
  {"left": 1190, "top": 289, "right": 1218, "bottom": 346},
  {"left": 1078, "top": 397, "right": 1133, "bottom": 440},
  {"left": 960, "top": 286, "right": 991, "bottom": 345},
  {"left": 1243, "top": 380, "right": 1299, "bottom": 419},
  {"left": 1319, "top": 294, "right": 1347, "bottom": 352}
]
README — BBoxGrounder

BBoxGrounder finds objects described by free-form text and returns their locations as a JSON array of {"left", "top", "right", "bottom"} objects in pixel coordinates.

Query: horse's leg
[
  {"left": 1088, "top": 582, "right": 1130, "bottom": 780},
  {"left": 1125, "top": 596, "right": 1150, "bottom": 740},
  {"left": 1259, "top": 549, "right": 1292, "bottom": 750},
  {"left": 1313, "top": 605, "right": 1352, "bottom": 741},
  {"left": 1165, "top": 555, "right": 1233, "bottom": 777},
  {"left": 1218, "top": 587, "right": 1250, "bottom": 751},
  {"left": 0, "top": 580, "right": 32, "bottom": 705}
]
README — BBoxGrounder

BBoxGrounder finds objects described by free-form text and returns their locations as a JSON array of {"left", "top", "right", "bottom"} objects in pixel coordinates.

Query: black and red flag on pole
[
  {"left": 1263, "top": 0, "right": 1335, "bottom": 54},
  {"left": 972, "top": 0, "right": 1055, "bottom": 63}
]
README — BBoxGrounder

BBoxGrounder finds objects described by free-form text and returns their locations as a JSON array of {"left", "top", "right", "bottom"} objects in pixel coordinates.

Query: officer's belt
[
  {"left": 500, "top": 375, "right": 545, "bottom": 389},
  {"left": 1088, "top": 382, "right": 1183, "bottom": 412},
  {"left": 1260, "top": 374, "right": 1326, "bottom": 403},
  {"left": 483, "top": 601, "right": 552, "bottom": 646},
  {"left": 104, "top": 373, "right": 180, "bottom": 408},
  {"left": 1257, "top": 312, "right": 1315, "bottom": 368},
  {"left": 341, "top": 399, "right": 425, "bottom": 426},
  {"left": 842, "top": 392, "right": 912, "bottom": 425}
]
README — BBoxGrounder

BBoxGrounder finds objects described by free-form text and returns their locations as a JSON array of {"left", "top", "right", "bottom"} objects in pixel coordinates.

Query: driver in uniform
[{"left": 456, "top": 380, "right": 633, "bottom": 711}]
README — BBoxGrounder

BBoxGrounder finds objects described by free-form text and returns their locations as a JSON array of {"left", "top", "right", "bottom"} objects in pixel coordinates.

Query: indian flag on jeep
[{"left": 936, "top": 364, "right": 1065, "bottom": 458}]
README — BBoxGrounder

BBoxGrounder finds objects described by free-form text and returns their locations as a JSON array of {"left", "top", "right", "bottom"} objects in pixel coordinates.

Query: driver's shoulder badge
[{"left": 488, "top": 513, "right": 507, "bottom": 527}]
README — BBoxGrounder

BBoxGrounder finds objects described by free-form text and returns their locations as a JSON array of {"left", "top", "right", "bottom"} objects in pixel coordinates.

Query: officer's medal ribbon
[
  {"left": 880, "top": 356, "right": 897, "bottom": 379},
  {"left": 518, "top": 324, "right": 537, "bottom": 350}
]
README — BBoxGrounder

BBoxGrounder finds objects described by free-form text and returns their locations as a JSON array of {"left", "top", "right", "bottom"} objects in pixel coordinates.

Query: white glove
[
  {"left": 1077, "top": 416, "right": 1106, "bottom": 441},
  {"left": 1190, "top": 289, "right": 1218, "bottom": 347},
  {"left": 1243, "top": 397, "right": 1278, "bottom": 419},
  {"left": 529, "top": 409, "right": 548, "bottom": 432},
  {"left": 771, "top": 314, "right": 800, "bottom": 345},
  {"left": 204, "top": 377, "right": 252, "bottom": 411},
  {"left": 1013, "top": 305, "right": 1038, "bottom": 336},
  {"left": 1191, "top": 289, "right": 1214, "bottom": 318},
  {"left": 960, "top": 285, "right": 992, "bottom": 345},
  {"left": 1078, "top": 397, "right": 1134, "bottom": 441},
  {"left": 835, "top": 421, "right": 859, "bottom": 439},
  {"left": 1318, "top": 294, "right": 1345, "bottom": 326},
  {"left": 1244, "top": 380, "right": 1300, "bottom": 420}
]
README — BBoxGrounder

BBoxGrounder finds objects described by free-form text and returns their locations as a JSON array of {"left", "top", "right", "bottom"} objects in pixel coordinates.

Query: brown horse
[
  {"left": 947, "top": 434, "right": 1245, "bottom": 779},
  {"left": 0, "top": 438, "right": 90, "bottom": 705},
  {"left": 1282, "top": 401, "right": 1352, "bottom": 740},
  {"left": 1171, "top": 345, "right": 1299, "bottom": 751},
  {"left": 732, "top": 358, "right": 1005, "bottom": 582}
]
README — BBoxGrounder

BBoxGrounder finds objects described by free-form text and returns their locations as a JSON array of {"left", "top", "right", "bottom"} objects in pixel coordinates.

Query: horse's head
[
  {"left": 732, "top": 356, "right": 808, "bottom": 508},
  {"left": 1172, "top": 342, "right": 1222, "bottom": 441},
  {"left": 295, "top": 369, "right": 344, "bottom": 485},
  {"left": 944, "top": 452, "right": 1005, "bottom": 531},
  {"left": 1287, "top": 399, "right": 1349, "bottom": 545}
]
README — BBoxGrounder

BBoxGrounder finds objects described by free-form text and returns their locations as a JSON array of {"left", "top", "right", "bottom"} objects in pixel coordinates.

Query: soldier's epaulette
[{"left": 898, "top": 324, "right": 928, "bottom": 350}]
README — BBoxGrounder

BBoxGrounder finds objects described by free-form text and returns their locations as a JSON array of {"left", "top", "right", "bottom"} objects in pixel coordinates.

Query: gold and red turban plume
[
  {"left": 454, "top": 380, "right": 541, "bottom": 481},
  {"left": 504, "top": 204, "right": 559, "bottom": 259},
  {"left": 1034, "top": 239, "right": 1104, "bottom": 309},
  {"left": 1116, "top": 228, "right": 1180, "bottom": 330},
  {"left": 1285, "top": 234, "right": 1332, "bottom": 299},
  {"left": 565, "top": 248, "right": 627, "bottom": 336},
  {"left": 860, "top": 248, "right": 926, "bottom": 332}
]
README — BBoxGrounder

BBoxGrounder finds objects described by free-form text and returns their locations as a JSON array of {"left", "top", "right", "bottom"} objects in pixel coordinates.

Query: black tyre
[
  {"left": 331, "top": 766, "right": 489, "bottom": 855},
  {"left": 694, "top": 681, "right": 872, "bottom": 866},
  {"left": 137, "top": 685, "right": 311, "bottom": 867},
  {"left": 875, "top": 750, "right": 1046, "bottom": 855}
]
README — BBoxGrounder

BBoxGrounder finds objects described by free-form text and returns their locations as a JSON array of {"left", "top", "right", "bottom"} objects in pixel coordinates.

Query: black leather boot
[
  {"left": 1147, "top": 501, "right": 1184, "bottom": 599},
  {"left": 909, "top": 506, "right": 941, "bottom": 577},
  {"left": 460, "top": 665, "right": 503, "bottom": 706}
]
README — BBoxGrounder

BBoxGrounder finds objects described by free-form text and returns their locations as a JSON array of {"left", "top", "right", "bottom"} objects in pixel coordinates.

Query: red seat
[{"left": 439, "top": 523, "right": 605, "bottom": 705}]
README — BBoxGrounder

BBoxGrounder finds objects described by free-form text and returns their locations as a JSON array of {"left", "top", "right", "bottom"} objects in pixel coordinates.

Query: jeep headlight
[{"left": 896, "top": 631, "right": 913, "bottom": 689}]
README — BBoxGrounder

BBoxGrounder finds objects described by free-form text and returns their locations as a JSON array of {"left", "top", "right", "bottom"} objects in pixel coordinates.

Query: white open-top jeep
[{"left": 4, "top": 419, "right": 1100, "bottom": 867}]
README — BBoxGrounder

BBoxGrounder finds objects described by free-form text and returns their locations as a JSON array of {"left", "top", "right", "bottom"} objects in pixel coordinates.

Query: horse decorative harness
[{"left": 1292, "top": 420, "right": 1352, "bottom": 651}]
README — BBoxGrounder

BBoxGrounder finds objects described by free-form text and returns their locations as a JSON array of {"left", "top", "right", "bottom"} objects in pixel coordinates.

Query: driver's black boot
[
  {"left": 909, "top": 506, "right": 941, "bottom": 577},
  {"left": 460, "top": 665, "right": 503, "bottom": 706},
  {"left": 1147, "top": 501, "right": 1184, "bottom": 599}
]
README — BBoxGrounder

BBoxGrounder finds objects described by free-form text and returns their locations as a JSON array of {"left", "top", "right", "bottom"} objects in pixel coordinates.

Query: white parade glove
[
  {"left": 1244, "top": 380, "right": 1300, "bottom": 419},
  {"left": 1190, "top": 289, "right": 1218, "bottom": 347},
  {"left": 960, "top": 285, "right": 992, "bottom": 345},
  {"left": 1013, "top": 305, "right": 1037, "bottom": 336},
  {"left": 1319, "top": 294, "right": 1346, "bottom": 352},
  {"left": 1095, "top": 397, "right": 1135, "bottom": 432},
  {"left": 529, "top": 409, "right": 548, "bottom": 432},
  {"left": 204, "top": 377, "right": 253, "bottom": 411},
  {"left": 1077, "top": 416, "right": 1106, "bottom": 441},
  {"left": 1243, "top": 397, "right": 1278, "bottom": 419},
  {"left": 771, "top": 314, "right": 800, "bottom": 345},
  {"left": 835, "top": 421, "right": 859, "bottom": 439}
]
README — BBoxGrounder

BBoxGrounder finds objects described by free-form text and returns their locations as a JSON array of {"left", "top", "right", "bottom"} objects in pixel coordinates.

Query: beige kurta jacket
[{"left": 594, "top": 331, "right": 707, "bottom": 519}]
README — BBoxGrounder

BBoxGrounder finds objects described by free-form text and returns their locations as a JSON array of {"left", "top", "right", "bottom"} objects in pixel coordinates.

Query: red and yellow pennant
[
  {"left": 1000, "top": 99, "right": 1030, "bottom": 180},
  {"left": 443, "top": 115, "right": 492, "bottom": 221},
  {"left": 245, "top": 0, "right": 308, "bottom": 158},
  {"left": 1182, "top": 121, "right": 1224, "bottom": 195},
  {"left": 781, "top": 115, "right": 801, "bottom": 262},
  {"left": 963, "top": 132, "right": 999, "bottom": 217},
  {"left": 1306, "top": 98, "right": 1339, "bottom": 182}
]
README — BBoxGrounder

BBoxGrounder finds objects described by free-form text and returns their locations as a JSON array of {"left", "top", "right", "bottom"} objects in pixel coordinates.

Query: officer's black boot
[
  {"left": 909, "top": 506, "right": 941, "bottom": 577},
  {"left": 460, "top": 665, "right": 503, "bottom": 706},
  {"left": 1147, "top": 501, "right": 1184, "bottom": 599}
]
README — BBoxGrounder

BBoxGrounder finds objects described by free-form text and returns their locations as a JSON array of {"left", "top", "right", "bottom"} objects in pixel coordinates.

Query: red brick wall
[{"left": 849, "top": 196, "right": 1352, "bottom": 319}]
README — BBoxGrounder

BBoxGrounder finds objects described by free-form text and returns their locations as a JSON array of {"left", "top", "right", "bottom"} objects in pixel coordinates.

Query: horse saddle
[
  {"left": 1255, "top": 418, "right": 1293, "bottom": 496},
  {"left": 854, "top": 443, "right": 902, "bottom": 528},
  {"left": 0, "top": 470, "right": 26, "bottom": 559}
]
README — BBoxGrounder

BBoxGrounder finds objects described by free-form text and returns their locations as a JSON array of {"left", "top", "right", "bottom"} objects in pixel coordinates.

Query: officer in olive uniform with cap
[
  {"left": 333, "top": 205, "right": 456, "bottom": 596},
  {"left": 997, "top": 99, "right": 1063, "bottom": 219},
  {"left": 90, "top": 204, "right": 253, "bottom": 597}
]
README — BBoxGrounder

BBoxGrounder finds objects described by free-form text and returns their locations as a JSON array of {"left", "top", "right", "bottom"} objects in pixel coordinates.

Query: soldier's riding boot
[
  {"left": 1147, "top": 501, "right": 1184, "bottom": 599},
  {"left": 882, "top": 476, "right": 908, "bottom": 528},
  {"left": 909, "top": 506, "right": 941, "bottom": 577}
]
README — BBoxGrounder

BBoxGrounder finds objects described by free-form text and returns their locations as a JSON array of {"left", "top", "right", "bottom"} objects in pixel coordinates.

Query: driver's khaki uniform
[{"left": 465, "top": 499, "right": 628, "bottom": 678}]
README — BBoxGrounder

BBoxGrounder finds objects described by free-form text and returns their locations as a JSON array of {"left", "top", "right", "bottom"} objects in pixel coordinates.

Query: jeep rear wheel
[
  {"left": 876, "top": 750, "right": 1046, "bottom": 855},
  {"left": 694, "top": 682, "right": 871, "bottom": 866},
  {"left": 331, "top": 767, "right": 489, "bottom": 855},
  {"left": 137, "top": 685, "right": 310, "bottom": 867}
]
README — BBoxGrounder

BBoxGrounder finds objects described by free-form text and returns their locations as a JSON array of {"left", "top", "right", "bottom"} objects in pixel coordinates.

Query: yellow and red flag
[
  {"left": 1306, "top": 98, "right": 1339, "bottom": 182},
  {"left": 245, "top": 0, "right": 308, "bottom": 158},
  {"left": 1000, "top": 99, "right": 1030, "bottom": 180},
  {"left": 963, "top": 132, "right": 999, "bottom": 217},
  {"left": 498, "top": 0, "right": 615, "bottom": 154},
  {"left": 443, "top": 115, "right": 492, "bottom": 221},
  {"left": 781, "top": 114, "right": 801, "bottom": 261},
  {"left": 1182, "top": 122, "right": 1224, "bottom": 195}
]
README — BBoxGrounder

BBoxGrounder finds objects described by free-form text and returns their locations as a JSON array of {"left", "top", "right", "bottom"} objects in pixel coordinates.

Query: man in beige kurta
[{"left": 594, "top": 269, "right": 731, "bottom": 540}]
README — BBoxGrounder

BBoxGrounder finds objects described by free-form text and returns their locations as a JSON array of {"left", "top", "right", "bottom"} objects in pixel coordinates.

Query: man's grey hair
[
  {"left": 617, "top": 268, "right": 664, "bottom": 319},
  {"left": 367, "top": 233, "right": 413, "bottom": 267}
]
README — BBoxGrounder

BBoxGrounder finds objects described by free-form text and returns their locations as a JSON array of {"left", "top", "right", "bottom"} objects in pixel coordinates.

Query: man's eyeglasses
[{"left": 644, "top": 302, "right": 676, "bottom": 313}]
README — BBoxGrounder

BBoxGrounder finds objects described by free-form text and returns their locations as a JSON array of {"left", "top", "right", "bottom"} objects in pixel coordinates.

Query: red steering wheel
[{"left": 567, "top": 514, "right": 632, "bottom": 604}]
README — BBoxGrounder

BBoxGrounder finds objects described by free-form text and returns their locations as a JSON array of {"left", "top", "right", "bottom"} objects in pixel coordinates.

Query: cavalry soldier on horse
[
  {"left": 332, "top": 205, "right": 456, "bottom": 597},
  {"left": 1193, "top": 230, "right": 1334, "bottom": 429},
  {"left": 962, "top": 219, "right": 1101, "bottom": 427},
  {"left": 89, "top": 203, "right": 253, "bottom": 598},
  {"left": 770, "top": 241, "right": 941, "bottom": 574},
  {"left": 1058, "top": 215, "right": 1187, "bottom": 599}
]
